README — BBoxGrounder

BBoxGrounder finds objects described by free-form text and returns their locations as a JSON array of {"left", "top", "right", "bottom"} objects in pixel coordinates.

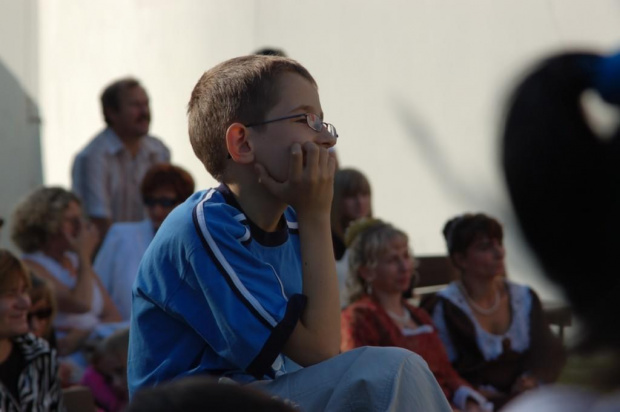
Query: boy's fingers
[
  {"left": 327, "top": 152, "right": 337, "bottom": 175},
  {"left": 318, "top": 146, "right": 329, "bottom": 176},
  {"left": 302, "top": 141, "right": 319, "bottom": 176}
]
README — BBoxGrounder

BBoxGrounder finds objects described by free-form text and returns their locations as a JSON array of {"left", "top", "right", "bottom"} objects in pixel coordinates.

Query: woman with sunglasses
[
  {"left": 94, "top": 163, "right": 194, "bottom": 320},
  {"left": 27, "top": 275, "right": 57, "bottom": 346},
  {"left": 11, "top": 186, "right": 124, "bottom": 379}
]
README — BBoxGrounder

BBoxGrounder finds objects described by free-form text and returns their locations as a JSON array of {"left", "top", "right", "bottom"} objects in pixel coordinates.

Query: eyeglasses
[
  {"left": 143, "top": 197, "right": 179, "bottom": 208},
  {"left": 28, "top": 307, "right": 53, "bottom": 322},
  {"left": 246, "top": 113, "right": 339, "bottom": 139}
]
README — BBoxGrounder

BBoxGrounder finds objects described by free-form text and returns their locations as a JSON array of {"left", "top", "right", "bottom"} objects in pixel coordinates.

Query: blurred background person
[
  {"left": 94, "top": 163, "right": 195, "bottom": 320},
  {"left": 254, "top": 47, "right": 287, "bottom": 57},
  {"left": 81, "top": 327, "right": 129, "bottom": 412},
  {"left": 71, "top": 78, "right": 171, "bottom": 240},
  {"left": 331, "top": 168, "right": 372, "bottom": 307},
  {"left": 424, "top": 213, "right": 565, "bottom": 409},
  {"left": 501, "top": 50, "right": 620, "bottom": 411},
  {"left": 0, "top": 249, "right": 64, "bottom": 410},
  {"left": 11, "top": 187, "right": 125, "bottom": 378},
  {"left": 341, "top": 218, "right": 491, "bottom": 412}
]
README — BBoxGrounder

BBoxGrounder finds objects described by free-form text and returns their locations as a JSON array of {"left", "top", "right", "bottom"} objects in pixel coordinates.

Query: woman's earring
[{"left": 366, "top": 281, "right": 373, "bottom": 296}]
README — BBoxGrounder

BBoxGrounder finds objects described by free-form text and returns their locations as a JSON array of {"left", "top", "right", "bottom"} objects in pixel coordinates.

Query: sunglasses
[
  {"left": 143, "top": 197, "right": 179, "bottom": 208},
  {"left": 28, "top": 307, "right": 53, "bottom": 322}
]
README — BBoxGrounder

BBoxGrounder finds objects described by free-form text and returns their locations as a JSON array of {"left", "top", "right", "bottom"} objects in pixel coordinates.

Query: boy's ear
[{"left": 225, "top": 123, "right": 254, "bottom": 164}]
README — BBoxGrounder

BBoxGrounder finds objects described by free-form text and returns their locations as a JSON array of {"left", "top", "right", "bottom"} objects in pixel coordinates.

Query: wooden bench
[{"left": 413, "top": 255, "right": 572, "bottom": 340}]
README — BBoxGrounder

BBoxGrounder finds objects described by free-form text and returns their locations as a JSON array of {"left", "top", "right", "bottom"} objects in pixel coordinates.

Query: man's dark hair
[{"left": 100, "top": 77, "right": 142, "bottom": 125}]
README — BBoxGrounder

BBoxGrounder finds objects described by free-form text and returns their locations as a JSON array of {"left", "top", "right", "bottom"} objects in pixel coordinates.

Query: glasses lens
[
  {"left": 28, "top": 307, "right": 53, "bottom": 322},
  {"left": 305, "top": 113, "right": 323, "bottom": 133}
]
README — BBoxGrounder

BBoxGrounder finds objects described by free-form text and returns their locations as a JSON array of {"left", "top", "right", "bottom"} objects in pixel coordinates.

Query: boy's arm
[{"left": 256, "top": 142, "right": 340, "bottom": 366}]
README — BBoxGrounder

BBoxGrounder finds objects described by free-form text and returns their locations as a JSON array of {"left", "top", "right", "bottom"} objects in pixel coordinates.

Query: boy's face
[{"left": 249, "top": 72, "right": 336, "bottom": 182}]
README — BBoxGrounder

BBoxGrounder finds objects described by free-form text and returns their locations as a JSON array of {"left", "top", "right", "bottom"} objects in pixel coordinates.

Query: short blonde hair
[
  {"left": 11, "top": 187, "right": 81, "bottom": 253},
  {"left": 345, "top": 219, "right": 417, "bottom": 304}
]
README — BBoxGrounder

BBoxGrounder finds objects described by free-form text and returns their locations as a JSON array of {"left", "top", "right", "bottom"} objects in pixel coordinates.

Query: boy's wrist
[{"left": 295, "top": 210, "right": 331, "bottom": 225}]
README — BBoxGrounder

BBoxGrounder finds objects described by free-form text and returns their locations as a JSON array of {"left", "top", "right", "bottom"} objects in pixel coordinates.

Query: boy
[{"left": 128, "top": 55, "right": 451, "bottom": 411}]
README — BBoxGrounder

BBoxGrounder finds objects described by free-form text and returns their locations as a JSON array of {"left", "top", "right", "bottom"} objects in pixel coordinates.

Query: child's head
[
  {"left": 93, "top": 328, "right": 130, "bottom": 398},
  {"left": 188, "top": 55, "right": 331, "bottom": 182}
]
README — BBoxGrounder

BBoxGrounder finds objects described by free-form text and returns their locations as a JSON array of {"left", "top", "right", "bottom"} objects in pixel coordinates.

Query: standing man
[{"left": 72, "top": 78, "right": 171, "bottom": 239}]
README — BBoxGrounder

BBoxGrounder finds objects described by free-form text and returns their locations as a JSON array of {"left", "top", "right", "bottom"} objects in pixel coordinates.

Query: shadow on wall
[{"left": 0, "top": 58, "right": 43, "bottom": 251}]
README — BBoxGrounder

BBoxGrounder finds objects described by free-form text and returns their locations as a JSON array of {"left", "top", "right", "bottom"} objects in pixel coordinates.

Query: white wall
[
  {"left": 32, "top": 0, "right": 620, "bottom": 298},
  {"left": 0, "top": 0, "right": 41, "bottom": 251}
]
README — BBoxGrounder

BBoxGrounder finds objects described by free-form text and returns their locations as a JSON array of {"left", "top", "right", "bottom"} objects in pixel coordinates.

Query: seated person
[
  {"left": 341, "top": 218, "right": 491, "bottom": 412},
  {"left": 331, "top": 168, "right": 372, "bottom": 307},
  {"left": 11, "top": 187, "right": 125, "bottom": 371},
  {"left": 128, "top": 55, "right": 452, "bottom": 411},
  {"left": 0, "top": 249, "right": 63, "bottom": 410},
  {"left": 81, "top": 328, "right": 129, "bottom": 412},
  {"left": 423, "top": 213, "right": 565, "bottom": 409},
  {"left": 94, "top": 163, "right": 195, "bottom": 319}
]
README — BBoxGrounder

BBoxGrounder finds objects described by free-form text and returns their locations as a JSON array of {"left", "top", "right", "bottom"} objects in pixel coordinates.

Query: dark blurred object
[
  {"left": 126, "top": 376, "right": 296, "bottom": 412},
  {"left": 254, "top": 47, "right": 287, "bottom": 57}
]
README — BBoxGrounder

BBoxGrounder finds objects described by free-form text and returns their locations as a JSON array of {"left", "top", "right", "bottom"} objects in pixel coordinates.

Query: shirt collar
[{"left": 103, "top": 127, "right": 155, "bottom": 157}]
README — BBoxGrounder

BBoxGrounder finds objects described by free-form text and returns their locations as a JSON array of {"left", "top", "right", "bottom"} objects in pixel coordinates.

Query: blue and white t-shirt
[{"left": 128, "top": 185, "right": 306, "bottom": 396}]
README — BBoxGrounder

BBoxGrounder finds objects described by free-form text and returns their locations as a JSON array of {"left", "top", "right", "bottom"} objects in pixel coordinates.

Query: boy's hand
[{"left": 255, "top": 141, "right": 337, "bottom": 217}]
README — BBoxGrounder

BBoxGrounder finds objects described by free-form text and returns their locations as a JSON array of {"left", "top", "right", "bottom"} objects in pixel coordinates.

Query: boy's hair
[{"left": 187, "top": 55, "right": 316, "bottom": 181}]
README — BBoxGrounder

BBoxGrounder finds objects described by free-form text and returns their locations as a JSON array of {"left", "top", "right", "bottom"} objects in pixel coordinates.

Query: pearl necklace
[
  {"left": 457, "top": 281, "right": 501, "bottom": 316},
  {"left": 387, "top": 308, "right": 411, "bottom": 324}
]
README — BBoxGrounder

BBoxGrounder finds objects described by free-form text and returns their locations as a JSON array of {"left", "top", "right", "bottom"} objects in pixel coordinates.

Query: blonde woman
[{"left": 12, "top": 187, "right": 124, "bottom": 367}]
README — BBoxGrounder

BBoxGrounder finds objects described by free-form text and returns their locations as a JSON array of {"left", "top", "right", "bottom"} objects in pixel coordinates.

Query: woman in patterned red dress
[{"left": 341, "top": 219, "right": 491, "bottom": 412}]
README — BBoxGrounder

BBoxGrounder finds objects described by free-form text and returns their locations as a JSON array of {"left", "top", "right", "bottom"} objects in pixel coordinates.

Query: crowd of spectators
[{"left": 3, "top": 47, "right": 620, "bottom": 411}]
